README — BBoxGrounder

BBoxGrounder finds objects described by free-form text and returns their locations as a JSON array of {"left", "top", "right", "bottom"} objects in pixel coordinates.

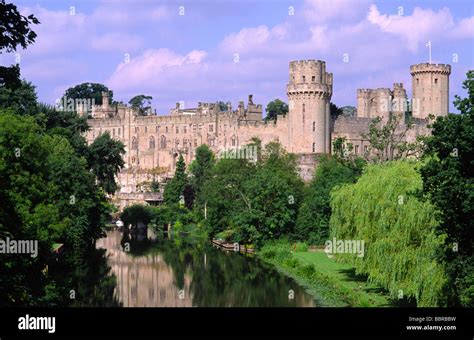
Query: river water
[{"left": 96, "top": 229, "right": 317, "bottom": 307}]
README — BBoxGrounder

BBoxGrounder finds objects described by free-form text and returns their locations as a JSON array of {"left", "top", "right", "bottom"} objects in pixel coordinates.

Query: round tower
[
  {"left": 410, "top": 63, "right": 451, "bottom": 119},
  {"left": 286, "top": 60, "right": 333, "bottom": 154}
]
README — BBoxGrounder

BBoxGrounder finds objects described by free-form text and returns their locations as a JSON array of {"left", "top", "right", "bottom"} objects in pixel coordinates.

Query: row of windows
[
  {"left": 293, "top": 75, "right": 317, "bottom": 82},
  {"left": 130, "top": 135, "right": 237, "bottom": 150},
  {"left": 98, "top": 123, "right": 224, "bottom": 138},
  {"left": 415, "top": 78, "right": 439, "bottom": 84},
  {"left": 131, "top": 124, "right": 216, "bottom": 134},
  {"left": 310, "top": 143, "right": 368, "bottom": 153}
]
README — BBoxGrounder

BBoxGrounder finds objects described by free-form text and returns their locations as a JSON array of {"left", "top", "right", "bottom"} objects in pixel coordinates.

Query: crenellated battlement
[{"left": 410, "top": 63, "right": 451, "bottom": 75}]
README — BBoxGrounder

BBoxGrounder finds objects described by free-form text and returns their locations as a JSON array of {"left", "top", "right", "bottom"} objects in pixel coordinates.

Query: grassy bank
[{"left": 258, "top": 240, "right": 395, "bottom": 307}]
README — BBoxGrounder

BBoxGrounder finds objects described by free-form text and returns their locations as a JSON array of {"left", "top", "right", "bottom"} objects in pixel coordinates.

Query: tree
[
  {"left": 63, "top": 83, "right": 113, "bottom": 107},
  {"left": 0, "top": 1, "right": 39, "bottom": 89},
  {"left": 265, "top": 99, "right": 288, "bottom": 122},
  {"left": 361, "top": 114, "right": 423, "bottom": 163},
  {"left": 0, "top": 79, "right": 37, "bottom": 115},
  {"left": 217, "top": 101, "right": 228, "bottom": 111},
  {"left": 294, "top": 155, "right": 360, "bottom": 245},
  {"left": 164, "top": 154, "right": 188, "bottom": 205},
  {"left": 420, "top": 71, "right": 474, "bottom": 306},
  {"left": 87, "top": 131, "right": 125, "bottom": 194},
  {"left": 330, "top": 102, "right": 343, "bottom": 119},
  {"left": 330, "top": 161, "right": 447, "bottom": 306},
  {"left": 128, "top": 94, "right": 153, "bottom": 116},
  {"left": 189, "top": 145, "right": 215, "bottom": 207}
]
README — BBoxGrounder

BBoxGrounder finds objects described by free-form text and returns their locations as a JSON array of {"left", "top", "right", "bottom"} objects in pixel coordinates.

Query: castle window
[
  {"left": 131, "top": 136, "right": 138, "bottom": 150},
  {"left": 145, "top": 126, "right": 147, "bottom": 133},
  {"left": 118, "top": 128, "right": 120, "bottom": 135},
  {"left": 302, "top": 103, "right": 305, "bottom": 113},
  {"left": 302, "top": 76, "right": 306, "bottom": 82},
  {"left": 434, "top": 78, "right": 438, "bottom": 84},
  {"left": 184, "top": 126, "right": 187, "bottom": 134},
  {"left": 193, "top": 124, "right": 197, "bottom": 133},
  {"left": 312, "top": 121, "right": 315, "bottom": 131},
  {"left": 149, "top": 136, "right": 155, "bottom": 149},
  {"left": 160, "top": 135, "right": 167, "bottom": 149},
  {"left": 166, "top": 126, "right": 168, "bottom": 133},
  {"left": 194, "top": 139, "right": 197, "bottom": 147},
  {"left": 231, "top": 136, "right": 236, "bottom": 146},
  {"left": 416, "top": 78, "right": 419, "bottom": 84},
  {"left": 364, "top": 145, "right": 368, "bottom": 153},
  {"left": 312, "top": 76, "right": 315, "bottom": 82},
  {"left": 113, "top": 128, "right": 115, "bottom": 136},
  {"left": 355, "top": 145, "right": 359, "bottom": 154},
  {"left": 175, "top": 138, "right": 180, "bottom": 147},
  {"left": 131, "top": 156, "right": 136, "bottom": 164},
  {"left": 312, "top": 143, "right": 315, "bottom": 153},
  {"left": 135, "top": 127, "right": 139, "bottom": 133},
  {"left": 209, "top": 124, "right": 214, "bottom": 132},
  {"left": 183, "top": 138, "right": 188, "bottom": 148},
  {"left": 176, "top": 126, "right": 179, "bottom": 134}
]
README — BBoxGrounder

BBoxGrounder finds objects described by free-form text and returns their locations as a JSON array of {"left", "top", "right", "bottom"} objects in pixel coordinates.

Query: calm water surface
[{"left": 96, "top": 229, "right": 318, "bottom": 307}]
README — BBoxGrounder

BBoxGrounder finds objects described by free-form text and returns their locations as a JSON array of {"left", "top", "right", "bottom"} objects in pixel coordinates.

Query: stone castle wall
[{"left": 83, "top": 60, "right": 450, "bottom": 208}]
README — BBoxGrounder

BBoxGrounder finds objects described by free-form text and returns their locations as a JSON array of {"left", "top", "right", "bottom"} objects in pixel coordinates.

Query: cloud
[
  {"left": 367, "top": 5, "right": 472, "bottom": 51},
  {"left": 91, "top": 33, "right": 144, "bottom": 52},
  {"left": 303, "top": 0, "right": 372, "bottom": 23},
  {"left": 107, "top": 48, "right": 207, "bottom": 91}
]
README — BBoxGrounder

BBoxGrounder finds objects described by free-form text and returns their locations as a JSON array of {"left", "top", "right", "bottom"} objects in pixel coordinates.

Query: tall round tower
[
  {"left": 410, "top": 63, "right": 451, "bottom": 119},
  {"left": 286, "top": 60, "right": 333, "bottom": 154}
]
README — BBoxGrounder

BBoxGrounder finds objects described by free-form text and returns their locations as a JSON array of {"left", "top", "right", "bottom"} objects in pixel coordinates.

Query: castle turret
[
  {"left": 287, "top": 60, "right": 333, "bottom": 154},
  {"left": 410, "top": 63, "right": 451, "bottom": 119},
  {"left": 101, "top": 91, "right": 109, "bottom": 110}
]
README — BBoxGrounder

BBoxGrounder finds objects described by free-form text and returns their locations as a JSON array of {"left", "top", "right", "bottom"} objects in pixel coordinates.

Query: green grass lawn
[{"left": 292, "top": 250, "right": 392, "bottom": 307}]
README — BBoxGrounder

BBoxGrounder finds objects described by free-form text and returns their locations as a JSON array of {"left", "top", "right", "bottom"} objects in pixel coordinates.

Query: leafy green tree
[
  {"left": 128, "top": 94, "right": 153, "bottom": 115},
  {"left": 63, "top": 83, "right": 113, "bottom": 107},
  {"left": 362, "top": 114, "right": 423, "bottom": 162},
  {"left": 201, "top": 158, "right": 254, "bottom": 237},
  {"left": 295, "top": 155, "right": 360, "bottom": 245},
  {"left": 217, "top": 101, "right": 228, "bottom": 111},
  {"left": 0, "top": 1, "right": 39, "bottom": 89},
  {"left": 121, "top": 204, "right": 153, "bottom": 228},
  {"left": 330, "top": 161, "right": 447, "bottom": 306},
  {"left": 86, "top": 131, "right": 125, "bottom": 194},
  {"left": 420, "top": 71, "right": 474, "bottom": 306},
  {"left": 164, "top": 154, "right": 188, "bottom": 205},
  {"left": 189, "top": 144, "right": 215, "bottom": 208},
  {"left": 330, "top": 103, "right": 343, "bottom": 119},
  {"left": 265, "top": 99, "right": 288, "bottom": 122},
  {"left": 0, "top": 79, "right": 37, "bottom": 115}
]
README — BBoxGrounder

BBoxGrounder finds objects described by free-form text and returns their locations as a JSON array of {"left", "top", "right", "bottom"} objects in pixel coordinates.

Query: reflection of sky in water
[{"left": 97, "top": 230, "right": 316, "bottom": 307}]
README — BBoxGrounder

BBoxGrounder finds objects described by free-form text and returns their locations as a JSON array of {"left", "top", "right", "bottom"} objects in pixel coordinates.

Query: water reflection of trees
[{"left": 158, "top": 239, "right": 315, "bottom": 307}]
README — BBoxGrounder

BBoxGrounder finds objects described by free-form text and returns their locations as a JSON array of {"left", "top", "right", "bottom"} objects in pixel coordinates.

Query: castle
[{"left": 82, "top": 60, "right": 451, "bottom": 209}]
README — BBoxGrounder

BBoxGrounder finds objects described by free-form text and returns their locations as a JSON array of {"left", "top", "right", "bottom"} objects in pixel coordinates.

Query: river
[{"left": 95, "top": 229, "right": 318, "bottom": 307}]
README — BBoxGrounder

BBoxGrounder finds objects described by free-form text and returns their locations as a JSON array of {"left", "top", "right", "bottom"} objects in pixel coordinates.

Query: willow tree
[{"left": 329, "top": 161, "right": 447, "bottom": 306}]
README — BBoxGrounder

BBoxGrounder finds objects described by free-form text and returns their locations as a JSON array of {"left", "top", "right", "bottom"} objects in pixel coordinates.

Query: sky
[{"left": 1, "top": 0, "right": 473, "bottom": 115}]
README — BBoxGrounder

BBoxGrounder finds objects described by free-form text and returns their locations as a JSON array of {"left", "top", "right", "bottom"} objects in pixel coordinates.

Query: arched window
[
  {"left": 175, "top": 138, "right": 180, "bottom": 147},
  {"left": 149, "top": 136, "right": 155, "bottom": 149},
  {"left": 231, "top": 136, "right": 236, "bottom": 147},
  {"left": 312, "top": 121, "right": 316, "bottom": 132},
  {"left": 160, "top": 135, "right": 167, "bottom": 149},
  {"left": 131, "top": 136, "right": 138, "bottom": 150}
]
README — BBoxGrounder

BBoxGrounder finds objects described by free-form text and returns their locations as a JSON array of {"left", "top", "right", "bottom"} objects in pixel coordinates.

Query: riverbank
[{"left": 258, "top": 240, "right": 395, "bottom": 307}]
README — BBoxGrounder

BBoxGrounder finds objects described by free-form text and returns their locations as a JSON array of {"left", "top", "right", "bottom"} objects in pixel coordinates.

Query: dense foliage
[
  {"left": 330, "top": 161, "right": 447, "bottom": 306},
  {"left": 294, "top": 155, "right": 362, "bottom": 245},
  {"left": 420, "top": 71, "right": 474, "bottom": 306}
]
